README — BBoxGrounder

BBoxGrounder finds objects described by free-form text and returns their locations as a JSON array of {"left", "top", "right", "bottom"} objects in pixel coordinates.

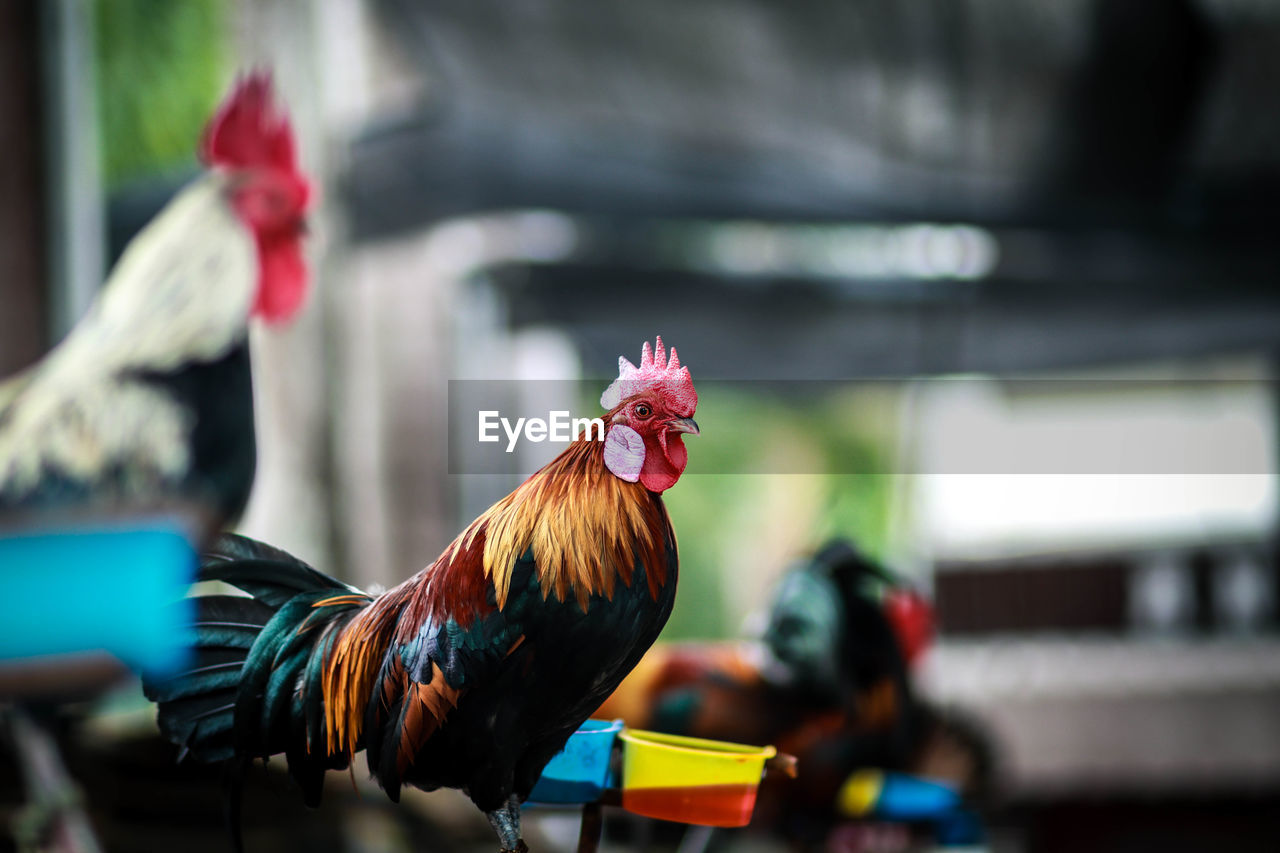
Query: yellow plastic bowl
[{"left": 619, "top": 729, "right": 777, "bottom": 827}]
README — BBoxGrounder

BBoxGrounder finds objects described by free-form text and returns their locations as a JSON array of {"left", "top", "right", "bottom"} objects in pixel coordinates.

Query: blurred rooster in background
[
  {"left": 0, "top": 73, "right": 311, "bottom": 540},
  {"left": 597, "top": 541, "right": 989, "bottom": 847},
  {"left": 143, "top": 338, "right": 699, "bottom": 852}
]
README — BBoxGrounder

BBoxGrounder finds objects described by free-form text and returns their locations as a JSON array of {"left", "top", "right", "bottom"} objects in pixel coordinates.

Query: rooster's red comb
[
  {"left": 199, "top": 72, "right": 297, "bottom": 174},
  {"left": 600, "top": 336, "right": 698, "bottom": 416}
]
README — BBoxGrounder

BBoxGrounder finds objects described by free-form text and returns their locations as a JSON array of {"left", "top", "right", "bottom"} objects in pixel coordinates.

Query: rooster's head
[
  {"left": 201, "top": 72, "right": 312, "bottom": 325},
  {"left": 600, "top": 336, "right": 699, "bottom": 493}
]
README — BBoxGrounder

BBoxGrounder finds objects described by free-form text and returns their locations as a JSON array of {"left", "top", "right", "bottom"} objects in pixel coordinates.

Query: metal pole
[
  {"left": 39, "top": 0, "right": 104, "bottom": 343},
  {"left": 576, "top": 802, "right": 604, "bottom": 853}
]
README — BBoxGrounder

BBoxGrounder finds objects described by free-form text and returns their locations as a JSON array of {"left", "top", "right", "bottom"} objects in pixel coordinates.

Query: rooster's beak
[{"left": 668, "top": 417, "right": 700, "bottom": 436}]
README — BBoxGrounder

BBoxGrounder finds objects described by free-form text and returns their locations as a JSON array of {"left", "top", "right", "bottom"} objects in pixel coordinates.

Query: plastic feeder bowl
[
  {"left": 527, "top": 719, "right": 624, "bottom": 804},
  {"left": 836, "top": 770, "right": 962, "bottom": 821},
  {"left": 619, "top": 729, "right": 776, "bottom": 827}
]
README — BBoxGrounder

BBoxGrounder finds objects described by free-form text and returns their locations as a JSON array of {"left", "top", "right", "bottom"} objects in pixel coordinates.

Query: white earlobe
[{"left": 603, "top": 424, "right": 645, "bottom": 482}]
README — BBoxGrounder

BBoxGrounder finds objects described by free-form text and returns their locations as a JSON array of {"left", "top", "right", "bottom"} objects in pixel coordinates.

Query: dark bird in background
[
  {"left": 143, "top": 338, "right": 700, "bottom": 852},
  {"left": 0, "top": 73, "right": 312, "bottom": 540},
  {"left": 598, "top": 541, "right": 988, "bottom": 846}
]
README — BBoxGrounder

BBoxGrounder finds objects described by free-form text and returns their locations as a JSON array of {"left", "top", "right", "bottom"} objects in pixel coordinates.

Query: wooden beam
[{"left": 0, "top": 0, "right": 47, "bottom": 375}]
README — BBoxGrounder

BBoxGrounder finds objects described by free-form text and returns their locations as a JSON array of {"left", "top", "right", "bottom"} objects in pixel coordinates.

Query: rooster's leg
[{"left": 486, "top": 795, "right": 527, "bottom": 853}]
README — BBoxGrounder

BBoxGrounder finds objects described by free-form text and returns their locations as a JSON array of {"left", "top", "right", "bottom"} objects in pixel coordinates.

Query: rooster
[
  {"left": 595, "top": 542, "right": 980, "bottom": 846},
  {"left": 0, "top": 73, "right": 311, "bottom": 539},
  {"left": 142, "top": 338, "right": 699, "bottom": 852}
]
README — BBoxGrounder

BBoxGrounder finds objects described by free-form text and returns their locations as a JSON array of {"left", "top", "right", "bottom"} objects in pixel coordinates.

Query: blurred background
[{"left": 2, "top": 0, "right": 1279, "bottom": 850}]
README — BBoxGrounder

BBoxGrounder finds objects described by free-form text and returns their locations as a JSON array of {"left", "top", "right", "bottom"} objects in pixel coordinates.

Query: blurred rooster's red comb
[{"left": 199, "top": 71, "right": 297, "bottom": 175}]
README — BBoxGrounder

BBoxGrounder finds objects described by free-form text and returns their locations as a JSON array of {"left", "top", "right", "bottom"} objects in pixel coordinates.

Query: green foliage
[
  {"left": 94, "top": 0, "right": 228, "bottom": 187},
  {"left": 659, "top": 383, "right": 900, "bottom": 641}
]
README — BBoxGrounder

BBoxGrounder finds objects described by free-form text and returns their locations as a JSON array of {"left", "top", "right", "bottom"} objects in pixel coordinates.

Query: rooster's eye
[{"left": 634, "top": 403, "right": 652, "bottom": 418}]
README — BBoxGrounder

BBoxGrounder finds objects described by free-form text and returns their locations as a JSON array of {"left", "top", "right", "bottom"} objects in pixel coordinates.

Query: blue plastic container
[
  {"left": 837, "top": 770, "right": 962, "bottom": 821},
  {"left": 876, "top": 772, "right": 962, "bottom": 820},
  {"left": 0, "top": 523, "right": 196, "bottom": 676},
  {"left": 527, "top": 718, "right": 623, "bottom": 804}
]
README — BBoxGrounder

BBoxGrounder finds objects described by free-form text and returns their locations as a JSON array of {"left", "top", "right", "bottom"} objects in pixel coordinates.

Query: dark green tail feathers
[{"left": 142, "top": 532, "right": 372, "bottom": 806}]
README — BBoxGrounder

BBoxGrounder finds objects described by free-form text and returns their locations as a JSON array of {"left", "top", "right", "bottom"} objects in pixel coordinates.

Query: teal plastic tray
[{"left": 0, "top": 523, "right": 196, "bottom": 676}]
